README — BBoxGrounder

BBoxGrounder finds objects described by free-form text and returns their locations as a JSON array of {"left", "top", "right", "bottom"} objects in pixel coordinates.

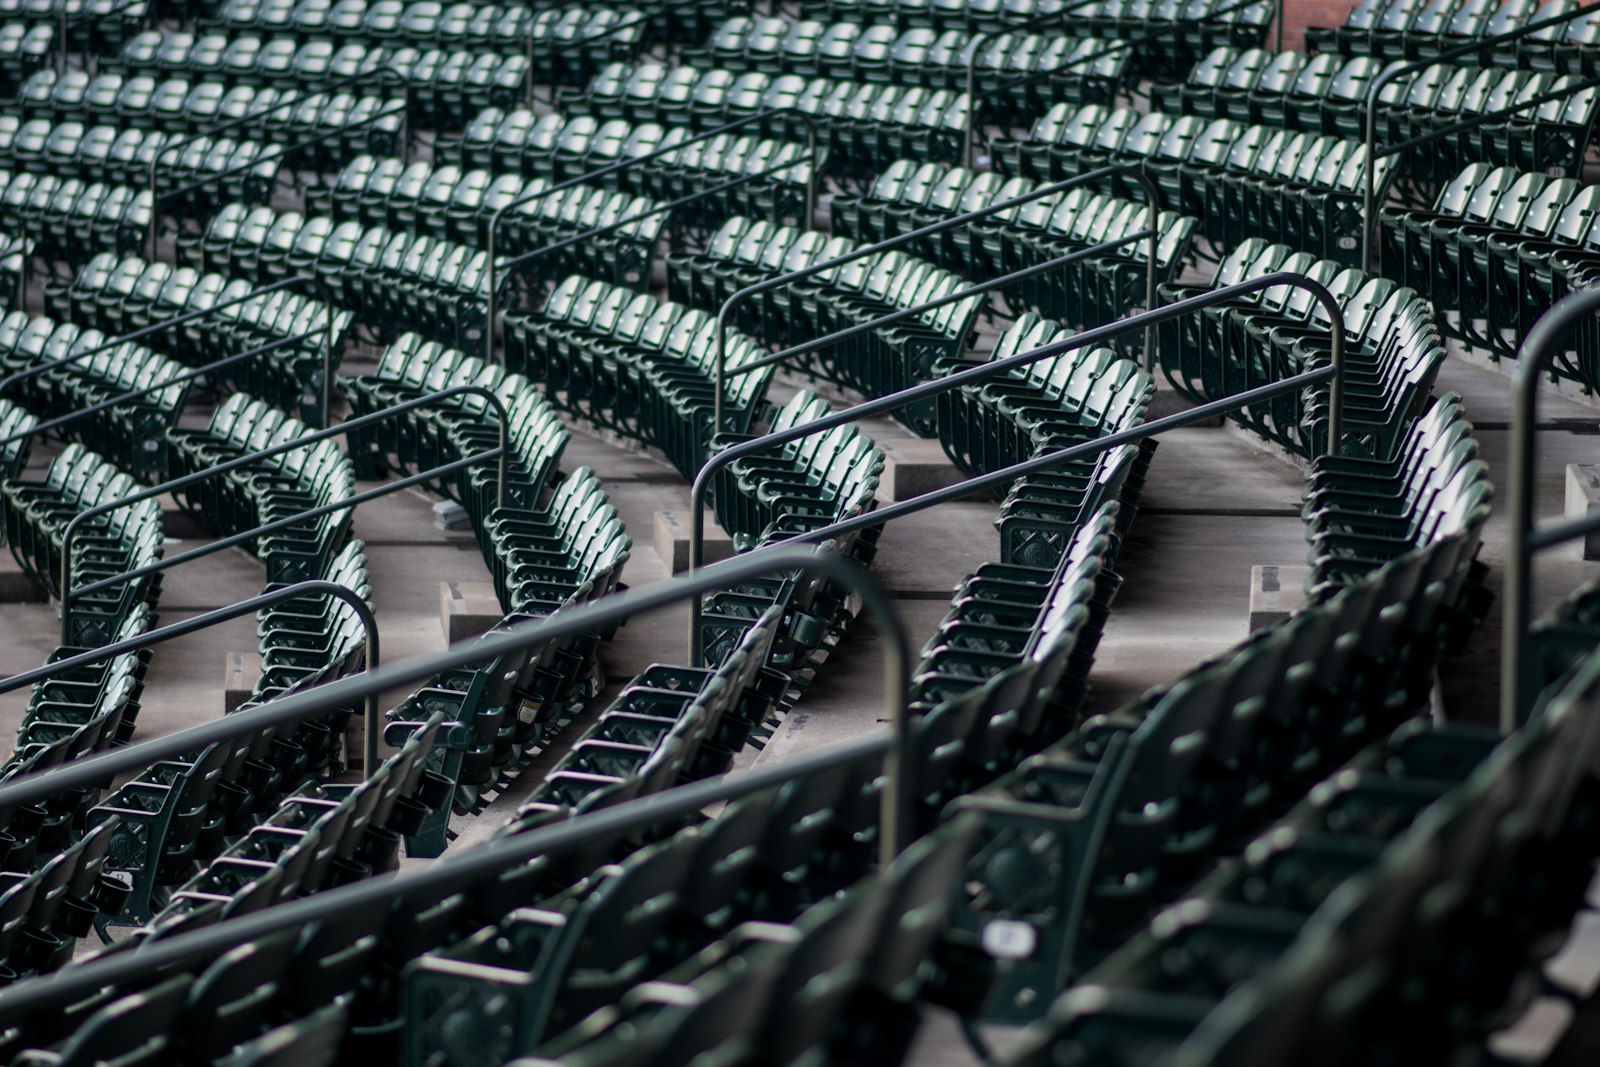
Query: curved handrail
[
  {"left": 688, "top": 269, "right": 1349, "bottom": 664},
  {"left": 483, "top": 105, "right": 823, "bottom": 354},
  {"left": 1501, "top": 286, "right": 1600, "bottom": 730},
  {"left": 0, "top": 579, "right": 381, "bottom": 773},
  {"left": 1359, "top": 0, "right": 1600, "bottom": 271},
  {"left": 56, "top": 383, "right": 511, "bottom": 641},
  {"left": 710, "top": 163, "right": 1165, "bottom": 429},
  {"left": 0, "top": 547, "right": 910, "bottom": 1023},
  {"left": 0, "top": 275, "right": 342, "bottom": 428}
]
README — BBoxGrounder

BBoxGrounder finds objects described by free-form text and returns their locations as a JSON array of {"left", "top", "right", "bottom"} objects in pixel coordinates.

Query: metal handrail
[
  {"left": 0, "top": 275, "right": 342, "bottom": 428},
  {"left": 722, "top": 233, "right": 1150, "bottom": 381},
  {"left": 0, "top": 331, "right": 317, "bottom": 458},
  {"left": 688, "top": 269, "right": 1349, "bottom": 664},
  {"left": 60, "top": 447, "right": 501, "bottom": 643},
  {"left": 147, "top": 94, "right": 410, "bottom": 261},
  {"left": 146, "top": 67, "right": 413, "bottom": 257},
  {"left": 0, "top": 735, "right": 890, "bottom": 1021},
  {"left": 482, "top": 106, "right": 823, "bottom": 355},
  {"left": 484, "top": 151, "right": 822, "bottom": 357},
  {"left": 710, "top": 164, "right": 1165, "bottom": 429},
  {"left": 55, "top": 384, "right": 511, "bottom": 642},
  {"left": 1501, "top": 286, "right": 1600, "bottom": 730},
  {"left": 1359, "top": 0, "right": 1600, "bottom": 271},
  {"left": 0, "top": 579, "right": 382, "bottom": 774},
  {"left": 963, "top": 0, "right": 1273, "bottom": 167},
  {"left": 0, "top": 547, "right": 910, "bottom": 1022}
]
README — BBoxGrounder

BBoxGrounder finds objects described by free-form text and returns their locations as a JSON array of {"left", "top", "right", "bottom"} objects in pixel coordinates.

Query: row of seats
[
  {"left": 0, "top": 120, "right": 280, "bottom": 222},
  {"left": 996, "top": 104, "right": 1386, "bottom": 265},
  {"left": 64, "top": 253, "right": 353, "bottom": 423},
  {"left": 1, "top": 0, "right": 148, "bottom": 38},
  {"left": 1, "top": 443, "right": 163, "bottom": 646},
  {"left": 0, "top": 315, "right": 188, "bottom": 478},
  {"left": 166, "top": 392, "right": 355, "bottom": 583},
  {"left": 505, "top": 275, "right": 774, "bottom": 480},
  {"left": 88, "top": 690, "right": 364, "bottom": 932},
  {"left": 707, "top": 389, "right": 884, "bottom": 550},
  {"left": 457, "top": 604, "right": 786, "bottom": 858},
  {"left": 1159, "top": 47, "right": 1599, "bottom": 187},
  {"left": 110, "top": 32, "right": 530, "bottom": 129},
  {"left": 822, "top": 0, "right": 1274, "bottom": 69},
  {"left": 314, "top": 156, "right": 669, "bottom": 292},
  {"left": 1308, "top": 0, "right": 1600, "bottom": 69},
  {"left": 906, "top": 505, "right": 1126, "bottom": 825},
  {"left": 575, "top": 62, "right": 973, "bottom": 178},
  {"left": 478, "top": 464, "right": 631, "bottom": 618},
  {"left": 1007, "top": 624, "right": 1591, "bottom": 1065},
  {"left": 667, "top": 216, "right": 984, "bottom": 434},
  {"left": 1158, "top": 238, "right": 1445, "bottom": 458},
  {"left": 19, "top": 71, "right": 407, "bottom": 173},
  {"left": 0, "top": 820, "right": 125, "bottom": 987},
  {"left": 1301, "top": 391, "right": 1493, "bottom": 600},
  {"left": 1379, "top": 163, "right": 1600, "bottom": 377},
  {"left": 0, "top": 171, "right": 150, "bottom": 267},
  {"left": 411, "top": 803, "right": 976, "bottom": 1066},
  {"left": 138, "top": 714, "right": 444, "bottom": 943},
  {"left": 451, "top": 110, "right": 819, "bottom": 228},
  {"left": 211, "top": 0, "right": 648, "bottom": 85},
  {"left": 949, "top": 476, "right": 1491, "bottom": 1024},
  {"left": 250, "top": 538, "right": 373, "bottom": 703},
  {"left": 833, "top": 160, "right": 1195, "bottom": 334},
  {"left": 393, "top": 473, "right": 630, "bottom": 843},
  {"left": 0, "top": 23, "right": 51, "bottom": 99},
  {"left": 682, "top": 17, "right": 1130, "bottom": 124},
  {"left": 342, "top": 331, "right": 571, "bottom": 523},
  {"left": 200, "top": 205, "right": 497, "bottom": 351},
  {"left": 0, "top": 610, "right": 155, "bottom": 875},
  {"left": 935, "top": 314, "right": 1151, "bottom": 480}
]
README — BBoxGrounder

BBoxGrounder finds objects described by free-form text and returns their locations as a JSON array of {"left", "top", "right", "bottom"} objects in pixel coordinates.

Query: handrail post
[
  {"left": 711, "top": 164, "right": 1165, "bottom": 430},
  {"left": 690, "top": 270, "right": 1345, "bottom": 666},
  {"left": 53, "top": 384, "right": 510, "bottom": 642},
  {"left": 1501, "top": 287, "right": 1600, "bottom": 731},
  {"left": 1359, "top": 0, "right": 1600, "bottom": 272},
  {"left": 482, "top": 105, "right": 822, "bottom": 358}
]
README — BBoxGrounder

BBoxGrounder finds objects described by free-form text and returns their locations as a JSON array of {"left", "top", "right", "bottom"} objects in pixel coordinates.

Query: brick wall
[{"left": 1278, "top": 0, "right": 1361, "bottom": 50}]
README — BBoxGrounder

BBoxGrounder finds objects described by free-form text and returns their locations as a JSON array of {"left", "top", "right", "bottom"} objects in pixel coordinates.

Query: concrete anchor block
[
  {"left": 653, "top": 510, "right": 735, "bottom": 574},
  {"left": 879, "top": 438, "right": 966, "bottom": 502},
  {"left": 1249, "top": 564, "right": 1310, "bottom": 631},
  {"left": 224, "top": 652, "right": 262, "bottom": 714},
  {"left": 1565, "top": 464, "right": 1600, "bottom": 560},
  {"left": 440, "top": 580, "right": 503, "bottom": 643}
]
